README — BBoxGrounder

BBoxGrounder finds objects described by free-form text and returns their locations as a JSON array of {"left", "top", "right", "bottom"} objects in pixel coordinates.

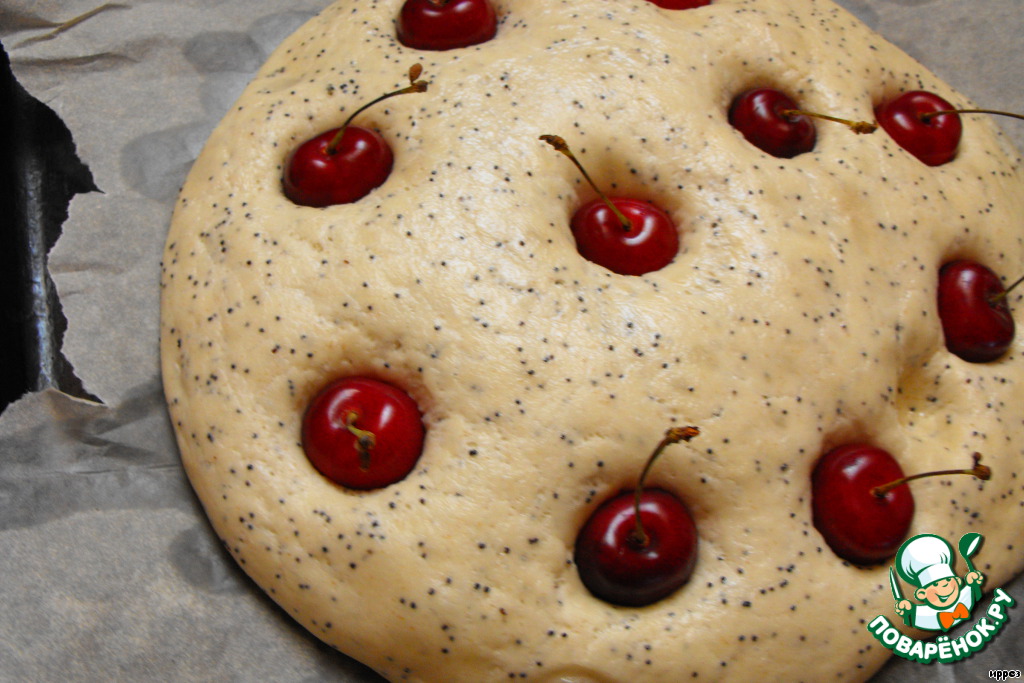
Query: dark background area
[{"left": 0, "top": 41, "right": 97, "bottom": 414}]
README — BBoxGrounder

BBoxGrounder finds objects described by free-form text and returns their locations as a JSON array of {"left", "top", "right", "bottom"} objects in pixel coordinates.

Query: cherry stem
[
  {"left": 344, "top": 411, "right": 377, "bottom": 471},
  {"left": 989, "top": 273, "right": 1024, "bottom": 305},
  {"left": 780, "top": 109, "right": 877, "bottom": 135},
  {"left": 540, "top": 134, "right": 633, "bottom": 232},
  {"left": 326, "top": 64, "right": 428, "bottom": 154},
  {"left": 920, "top": 108, "right": 1024, "bottom": 124},
  {"left": 629, "top": 425, "right": 700, "bottom": 548},
  {"left": 871, "top": 452, "right": 991, "bottom": 498}
]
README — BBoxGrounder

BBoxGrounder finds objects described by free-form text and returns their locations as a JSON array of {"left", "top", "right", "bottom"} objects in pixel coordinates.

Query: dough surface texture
[{"left": 161, "top": 0, "right": 1024, "bottom": 680}]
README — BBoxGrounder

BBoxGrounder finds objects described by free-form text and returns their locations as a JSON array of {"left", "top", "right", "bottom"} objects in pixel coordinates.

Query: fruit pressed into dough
[{"left": 160, "top": 0, "right": 1024, "bottom": 680}]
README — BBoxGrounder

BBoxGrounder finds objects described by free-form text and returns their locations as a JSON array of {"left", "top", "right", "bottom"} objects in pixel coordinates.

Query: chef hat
[{"left": 896, "top": 534, "right": 956, "bottom": 588}]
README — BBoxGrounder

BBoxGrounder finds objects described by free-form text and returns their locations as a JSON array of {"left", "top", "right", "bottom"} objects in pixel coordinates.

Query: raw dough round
[{"left": 161, "top": 0, "right": 1024, "bottom": 680}]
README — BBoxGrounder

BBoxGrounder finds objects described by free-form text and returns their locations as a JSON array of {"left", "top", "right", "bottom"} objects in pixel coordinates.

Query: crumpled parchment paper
[{"left": 0, "top": 1, "right": 1021, "bottom": 680}]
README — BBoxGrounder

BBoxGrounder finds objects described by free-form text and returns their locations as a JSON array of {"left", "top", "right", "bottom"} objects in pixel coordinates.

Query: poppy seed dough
[{"left": 161, "top": 0, "right": 1024, "bottom": 680}]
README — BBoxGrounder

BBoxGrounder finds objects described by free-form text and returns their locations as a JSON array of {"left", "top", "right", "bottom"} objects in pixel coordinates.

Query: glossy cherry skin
[
  {"left": 875, "top": 91, "right": 962, "bottom": 166},
  {"left": 571, "top": 198, "right": 678, "bottom": 276},
  {"left": 283, "top": 125, "right": 393, "bottom": 207},
  {"left": 396, "top": 0, "right": 497, "bottom": 51},
  {"left": 575, "top": 488, "right": 698, "bottom": 607},
  {"left": 729, "top": 88, "right": 816, "bottom": 158},
  {"left": 938, "top": 260, "right": 1015, "bottom": 363},
  {"left": 646, "top": 0, "right": 711, "bottom": 8},
  {"left": 301, "top": 377, "right": 425, "bottom": 490},
  {"left": 811, "top": 444, "right": 914, "bottom": 565}
]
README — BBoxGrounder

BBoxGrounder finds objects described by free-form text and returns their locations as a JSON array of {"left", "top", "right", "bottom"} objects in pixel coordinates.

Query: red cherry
[
  {"left": 574, "top": 426, "right": 700, "bottom": 606},
  {"left": 875, "top": 91, "right": 962, "bottom": 166},
  {"left": 540, "top": 135, "right": 678, "bottom": 276},
  {"left": 729, "top": 88, "right": 816, "bottom": 158},
  {"left": 937, "top": 259, "right": 1016, "bottom": 363},
  {"left": 811, "top": 444, "right": 913, "bottom": 565},
  {"left": 646, "top": 0, "right": 711, "bottom": 8},
  {"left": 396, "top": 0, "right": 497, "bottom": 51},
  {"left": 571, "top": 198, "right": 678, "bottom": 276},
  {"left": 575, "top": 488, "right": 698, "bottom": 606},
  {"left": 283, "top": 126, "right": 393, "bottom": 207},
  {"left": 301, "top": 377, "right": 425, "bottom": 490},
  {"left": 283, "top": 66, "right": 428, "bottom": 208}
]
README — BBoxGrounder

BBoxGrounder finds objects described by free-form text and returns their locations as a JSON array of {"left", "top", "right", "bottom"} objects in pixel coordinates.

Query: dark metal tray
[{"left": 0, "top": 41, "right": 96, "bottom": 414}]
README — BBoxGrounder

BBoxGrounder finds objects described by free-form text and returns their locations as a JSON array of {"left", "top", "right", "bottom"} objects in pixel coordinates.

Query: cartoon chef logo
[
  {"left": 891, "top": 533, "right": 984, "bottom": 632},
  {"left": 869, "top": 531, "right": 1016, "bottom": 663}
]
